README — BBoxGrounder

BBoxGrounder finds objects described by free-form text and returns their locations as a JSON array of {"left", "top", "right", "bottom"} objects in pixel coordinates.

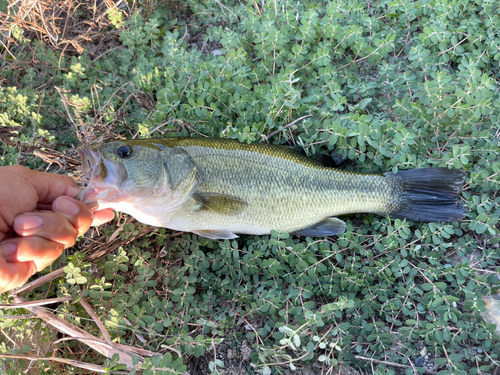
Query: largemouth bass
[{"left": 78, "top": 138, "right": 466, "bottom": 239}]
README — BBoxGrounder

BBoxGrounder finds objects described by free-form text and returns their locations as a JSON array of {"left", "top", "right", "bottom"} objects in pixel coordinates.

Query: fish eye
[{"left": 116, "top": 145, "right": 132, "bottom": 158}]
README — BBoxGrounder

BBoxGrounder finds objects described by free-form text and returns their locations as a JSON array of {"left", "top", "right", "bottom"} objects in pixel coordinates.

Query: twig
[
  {"left": 12, "top": 268, "right": 65, "bottom": 296},
  {"left": 37, "top": 0, "right": 58, "bottom": 43},
  {"left": 0, "top": 314, "right": 35, "bottom": 319},
  {"left": 31, "top": 92, "right": 44, "bottom": 147},
  {"left": 337, "top": 43, "right": 385, "bottom": 70},
  {"left": 214, "top": 0, "right": 237, "bottom": 18},
  {"left": 87, "top": 226, "right": 155, "bottom": 261},
  {"left": 55, "top": 86, "right": 80, "bottom": 138},
  {"left": 11, "top": 295, "right": 151, "bottom": 369},
  {"left": 438, "top": 37, "right": 467, "bottom": 56},
  {"left": 0, "top": 37, "right": 17, "bottom": 60},
  {"left": 0, "top": 328, "right": 18, "bottom": 348},
  {"left": 253, "top": 1, "right": 262, "bottom": 17},
  {"left": 354, "top": 355, "right": 436, "bottom": 374},
  {"left": 263, "top": 114, "right": 313, "bottom": 141},
  {"left": 92, "top": 45, "right": 122, "bottom": 62},
  {"left": 0, "top": 353, "right": 119, "bottom": 373}
]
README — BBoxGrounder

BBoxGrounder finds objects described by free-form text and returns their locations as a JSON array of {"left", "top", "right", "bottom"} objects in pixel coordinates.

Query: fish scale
[{"left": 170, "top": 145, "right": 387, "bottom": 233}]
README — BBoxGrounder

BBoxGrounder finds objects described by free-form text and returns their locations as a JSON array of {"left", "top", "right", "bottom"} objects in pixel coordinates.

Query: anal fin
[
  {"left": 292, "top": 217, "right": 346, "bottom": 237},
  {"left": 192, "top": 229, "right": 239, "bottom": 240}
]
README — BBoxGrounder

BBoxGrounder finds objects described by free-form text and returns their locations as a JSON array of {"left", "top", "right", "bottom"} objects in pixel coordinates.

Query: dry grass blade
[
  {"left": 86, "top": 226, "right": 156, "bottom": 261},
  {"left": 80, "top": 297, "right": 112, "bottom": 345},
  {"left": 11, "top": 268, "right": 65, "bottom": 296},
  {"left": 0, "top": 296, "right": 71, "bottom": 309},
  {"left": 33, "top": 147, "right": 81, "bottom": 173}
]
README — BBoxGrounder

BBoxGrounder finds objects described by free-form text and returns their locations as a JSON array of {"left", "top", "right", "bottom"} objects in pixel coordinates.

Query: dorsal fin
[{"left": 286, "top": 146, "right": 346, "bottom": 167}]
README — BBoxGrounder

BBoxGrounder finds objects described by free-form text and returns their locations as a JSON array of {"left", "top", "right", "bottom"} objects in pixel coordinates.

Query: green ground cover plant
[{"left": 1, "top": 0, "right": 499, "bottom": 374}]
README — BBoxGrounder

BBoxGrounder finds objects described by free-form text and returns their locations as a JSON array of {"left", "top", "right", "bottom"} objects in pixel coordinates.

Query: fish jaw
[
  {"left": 77, "top": 146, "right": 129, "bottom": 211},
  {"left": 78, "top": 184, "right": 125, "bottom": 211}
]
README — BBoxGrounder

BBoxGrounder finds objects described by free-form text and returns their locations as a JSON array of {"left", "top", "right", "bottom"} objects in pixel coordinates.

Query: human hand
[{"left": 0, "top": 165, "right": 115, "bottom": 294}]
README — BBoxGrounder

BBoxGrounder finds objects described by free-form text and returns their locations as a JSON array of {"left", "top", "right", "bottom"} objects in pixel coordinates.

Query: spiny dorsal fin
[
  {"left": 192, "top": 193, "right": 248, "bottom": 216},
  {"left": 286, "top": 146, "right": 346, "bottom": 167}
]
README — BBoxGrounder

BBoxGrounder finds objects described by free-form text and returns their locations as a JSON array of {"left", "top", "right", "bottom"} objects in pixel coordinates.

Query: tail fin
[{"left": 386, "top": 168, "right": 467, "bottom": 222}]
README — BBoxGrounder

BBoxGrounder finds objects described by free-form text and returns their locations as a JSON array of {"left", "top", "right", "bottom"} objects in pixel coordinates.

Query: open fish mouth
[
  {"left": 79, "top": 147, "right": 101, "bottom": 185},
  {"left": 77, "top": 146, "right": 125, "bottom": 210}
]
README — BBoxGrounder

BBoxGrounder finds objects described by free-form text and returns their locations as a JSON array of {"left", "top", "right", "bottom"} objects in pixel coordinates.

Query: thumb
[{"left": 10, "top": 166, "right": 82, "bottom": 204}]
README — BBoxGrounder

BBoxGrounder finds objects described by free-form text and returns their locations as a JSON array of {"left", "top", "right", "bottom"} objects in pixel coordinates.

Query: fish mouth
[
  {"left": 79, "top": 147, "right": 100, "bottom": 183},
  {"left": 77, "top": 146, "right": 126, "bottom": 210}
]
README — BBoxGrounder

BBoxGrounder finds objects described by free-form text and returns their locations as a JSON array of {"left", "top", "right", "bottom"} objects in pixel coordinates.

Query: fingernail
[
  {"left": 87, "top": 203, "right": 99, "bottom": 212},
  {"left": 1, "top": 243, "right": 17, "bottom": 257},
  {"left": 15, "top": 215, "right": 43, "bottom": 231},
  {"left": 55, "top": 197, "right": 80, "bottom": 216}
]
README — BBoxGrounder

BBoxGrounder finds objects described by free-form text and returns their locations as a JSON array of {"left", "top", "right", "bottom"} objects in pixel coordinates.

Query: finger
[
  {"left": 13, "top": 212, "right": 78, "bottom": 249},
  {"left": 0, "top": 260, "right": 36, "bottom": 294},
  {"left": 0, "top": 243, "right": 37, "bottom": 294},
  {"left": 6, "top": 165, "right": 82, "bottom": 205},
  {"left": 1, "top": 237, "right": 64, "bottom": 271},
  {"left": 52, "top": 196, "right": 94, "bottom": 237},
  {"left": 92, "top": 209, "right": 115, "bottom": 227}
]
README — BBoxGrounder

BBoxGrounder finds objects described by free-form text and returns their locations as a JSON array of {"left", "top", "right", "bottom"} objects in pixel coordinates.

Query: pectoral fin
[
  {"left": 292, "top": 217, "right": 346, "bottom": 237},
  {"left": 192, "top": 193, "right": 248, "bottom": 216},
  {"left": 192, "top": 229, "right": 239, "bottom": 240}
]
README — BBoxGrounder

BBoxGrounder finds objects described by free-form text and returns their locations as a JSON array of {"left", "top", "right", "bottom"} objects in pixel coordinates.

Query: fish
[{"left": 78, "top": 137, "right": 467, "bottom": 240}]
